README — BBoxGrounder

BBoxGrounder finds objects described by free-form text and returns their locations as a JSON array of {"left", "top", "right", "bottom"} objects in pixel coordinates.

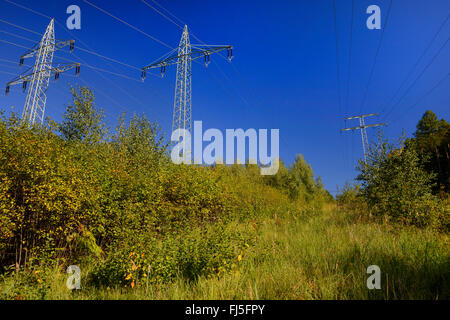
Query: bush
[
  {"left": 89, "top": 222, "right": 250, "bottom": 287},
  {"left": 357, "top": 132, "right": 447, "bottom": 230}
]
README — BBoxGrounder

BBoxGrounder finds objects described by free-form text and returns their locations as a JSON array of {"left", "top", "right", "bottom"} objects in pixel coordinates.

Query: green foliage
[
  {"left": 58, "top": 86, "right": 106, "bottom": 143},
  {"left": 357, "top": 131, "right": 448, "bottom": 230},
  {"left": 89, "top": 222, "right": 250, "bottom": 287},
  {"left": 336, "top": 182, "right": 364, "bottom": 211},
  {"left": 263, "top": 155, "right": 330, "bottom": 204},
  {"left": 3, "top": 86, "right": 447, "bottom": 300},
  {"left": 0, "top": 86, "right": 306, "bottom": 283},
  {"left": 411, "top": 110, "right": 450, "bottom": 194}
]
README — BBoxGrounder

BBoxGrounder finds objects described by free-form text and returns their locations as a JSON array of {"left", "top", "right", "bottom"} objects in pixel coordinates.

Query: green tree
[
  {"left": 58, "top": 86, "right": 106, "bottom": 143},
  {"left": 357, "top": 132, "right": 445, "bottom": 227},
  {"left": 287, "top": 154, "right": 316, "bottom": 201},
  {"left": 411, "top": 110, "right": 450, "bottom": 193}
]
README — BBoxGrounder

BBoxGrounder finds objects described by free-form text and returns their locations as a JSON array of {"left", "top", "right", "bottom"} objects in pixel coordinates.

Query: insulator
[
  {"left": 75, "top": 65, "right": 80, "bottom": 76},
  {"left": 229, "top": 48, "right": 233, "bottom": 61},
  {"left": 55, "top": 72, "right": 60, "bottom": 81},
  {"left": 161, "top": 65, "right": 165, "bottom": 78},
  {"left": 19, "top": 57, "right": 24, "bottom": 67},
  {"left": 22, "top": 81, "right": 27, "bottom": 92},
  {"left": 5, "top": 86, "right": 10, "bottom": 96},
  {"left": 205, "top": 54, "right": 210, "bottom": 67},
  {"left": 141, "top": 70, "right": 146, "bottom": 81},
  {"left": 70, "top": 40, "right": 75, "bottom": 53}
]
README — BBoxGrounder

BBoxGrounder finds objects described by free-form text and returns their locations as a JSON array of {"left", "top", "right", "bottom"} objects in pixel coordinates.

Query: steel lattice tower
[
  {"left": 172, "top": 25, "right": 192, "bottom": 139},
  {"left": 22, "top": 19, "right": 56, "bottom": 126},
  {"left": 341, "top": 113, "right": 386, "bottom": 162},
  {"left": 142, "top": 25, "right": 233, "bottom": 154},
  {"left": 5, "top": 19, "right": 80, "bottom": 127}
]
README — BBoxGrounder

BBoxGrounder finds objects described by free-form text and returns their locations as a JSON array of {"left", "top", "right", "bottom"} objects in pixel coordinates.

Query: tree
[
  {"left": 58, "top": 86, "right": 106, "bottom": 143},
  {"left": 287, "top": 154, "right": 316, "bottom": 201},
  {"left": 357, "top": 131, "right": 442, "bottom": 227},
  {"left": 411, "top": 110, "right": 450, "bottom": 193}
]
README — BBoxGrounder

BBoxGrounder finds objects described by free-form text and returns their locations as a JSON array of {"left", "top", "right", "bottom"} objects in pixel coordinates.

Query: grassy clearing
[{"left": 2, "top": 204, "right": 448, "bottom": 300}]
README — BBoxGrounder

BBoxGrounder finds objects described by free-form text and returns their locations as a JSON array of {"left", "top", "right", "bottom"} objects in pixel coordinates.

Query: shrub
[{"left": 357, "top": 132, "right": 447, "bottom": 230}]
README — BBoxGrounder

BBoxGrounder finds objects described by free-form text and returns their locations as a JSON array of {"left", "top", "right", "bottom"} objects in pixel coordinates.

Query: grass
[{"left": 1, "top": 204, "right": 449, "bottom": 300}]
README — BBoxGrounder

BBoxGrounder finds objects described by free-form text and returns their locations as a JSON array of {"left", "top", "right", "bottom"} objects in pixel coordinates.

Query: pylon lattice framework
[
  {"left": 5, "top": 19, "right": 80, "bottom": 127},
  {"left": 142, "top": 25, "right": 233, "bottom": 154},
  {"left": 341, "top": 113, "right": 386, "bottom": 162},
  {"left": 173, "top": 26, "right": 192, "bottom": 139}
]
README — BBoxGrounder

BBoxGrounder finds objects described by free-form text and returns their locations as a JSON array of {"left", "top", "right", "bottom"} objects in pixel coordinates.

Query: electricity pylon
[
  {"left": 141, "top": 25, "right": 233, "bottom": 151},
  {"left": 5, "top": 19, "right": 80, "bottom": 127},
  {"left": 341, "top": 113, "right": 386, "bottom": 162}
]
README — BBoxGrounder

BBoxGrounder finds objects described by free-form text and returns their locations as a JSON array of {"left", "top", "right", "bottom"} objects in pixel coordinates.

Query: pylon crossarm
[
  {"left": 20, "top": 40, "right": 75, "bottom": 63},
  {"left": 142, "top": 45, "right": 232, "bottom": 71},
  {"left": 344, "top": 113, "right": 378, "bottom": 120},
  {"left": 340, "top": 123, "right": 386, "bottom": 132},
  {"left": 362, "top": 123, "right": 386, "bottom": 129},
  {"left": 6, "top": 63, "right": 80, "bottom": 87}
]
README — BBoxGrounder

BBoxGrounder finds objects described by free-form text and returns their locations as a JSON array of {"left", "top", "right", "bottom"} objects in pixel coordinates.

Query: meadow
[{"left": 1, "top": 87, "right": 448, "bottom": 300}]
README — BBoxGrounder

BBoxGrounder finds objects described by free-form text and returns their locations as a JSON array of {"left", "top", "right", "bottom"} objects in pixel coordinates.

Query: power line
[
  {"left": 379, "top": 14, "right": 449, "bottom": 116},
  {"left": 0, "top": 69, "right": 19, "bottom": 76},
  {"left": 0, "top": 29, "right": 38, "bottom": 42},
  {"left": 143, "top": 0, "right": 229, "bottom": 61},
  {"left": 344, "top": 0, "right": 354, "bottom": 117},
  {"left": 141, "top": 0, "right": 184, "bottom": 30},
  {"left": 0, "top": 18, "right": 149, "bottom": 74},
  {"left": 139, "top": 0, "right": 271, "bottom": 134},
  {"left": 332, "top": 0, "right": 342, "bottom": 115},
  {"left": 3, "top": 0, "right": 166, "bottom": 74},
  {"left": 389, "top": 72, "right": 449, "bottom": 125},
  {"left": 1, "top": 38, "right": 143, "bottom": 83},
  {"left": 359, "top": 0, "right": 393, "bottom": 114},
  {"left": 52, "top": 54, "right": 142, "bottom": 82},
  {"left": 0, "top": 38, "right": 29, "bottom": 49},
  {"left": 344, "top": 0, "right": 354, "bottom": 171},
  {"left": 4, "top": 0, "right": 51, "bottom": 19},
  {"left": 0, "top": 17, "right": 42, "bottom": 36},
  {"left": 5, "top": 19, "right": 79, "bottom": 126},
  {"left": 148, "top": 0, "right": 186, "bottom": 27},
  {"left": 140, "top": 0, "right": 260, "bottom": 127},
  {"left": 82, "top": 0, "right": 173, "bottom": 49},
  {"left": 3, "top": 0, "right": 167, "bottom": 121},
  {"left": 382, "top": 37, "right": 449, "bottom": 121},
  {"left": 341, "top": 113, "right": 386, "bottom": 163},
  {"left": 0, "top": 57, "right": 31, "bottom": 67}
]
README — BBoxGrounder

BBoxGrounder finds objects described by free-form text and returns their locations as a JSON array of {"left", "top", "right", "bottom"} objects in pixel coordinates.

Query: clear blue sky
[{"left": 0, "top": 0, "right": 449, "bottom": 195}]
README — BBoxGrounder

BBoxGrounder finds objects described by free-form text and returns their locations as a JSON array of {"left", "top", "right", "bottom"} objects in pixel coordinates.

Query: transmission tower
[
  {"left": 341, "top": 113, "right": 386, "bottom": 162},
  {"left": 142, "top": 25, "right": 233, "bottom": 152},
  {"left": 5, "top": 19, "right": 80, "bottom": 126}
]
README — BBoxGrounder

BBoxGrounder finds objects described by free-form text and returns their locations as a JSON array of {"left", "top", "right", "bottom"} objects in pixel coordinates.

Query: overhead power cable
[
  {"left": 0, "top": 17, "right": 42, "bottom": 36},
  {"left": 82, "top": 0, "right": 173, "bottom": 49},
  {"left": 379, "top": 14, "right": 449, "bottom": 116},
  {"left": 359, "top": 0, "right": 393, "bottom": 114},
  {"left": 382, "top": 37, "right": 449, "bottom": 121},
  {"left": 332, "top": 0, "right": 343, "bottom": 115},
  {"left": 389, "top": 72, "right": 449, "bottom": 124}
]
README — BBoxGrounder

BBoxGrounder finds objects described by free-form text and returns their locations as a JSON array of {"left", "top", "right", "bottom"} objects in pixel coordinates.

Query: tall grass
[{"left": 2, "top": 205, "right": 448, "bottom": 300}]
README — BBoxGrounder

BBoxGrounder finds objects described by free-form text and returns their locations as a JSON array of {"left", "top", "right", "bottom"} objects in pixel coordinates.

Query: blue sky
[{"left": 0, "top": 0, "right": 449, "bottom": 195}]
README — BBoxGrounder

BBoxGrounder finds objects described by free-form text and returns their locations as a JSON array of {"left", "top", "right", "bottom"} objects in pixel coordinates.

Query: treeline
[
  {"left": 338, "top": 110, "right": 449, "bottom": 232},
  {"left": 0, "top": 86, "right": 329, "bottom": 285}
]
